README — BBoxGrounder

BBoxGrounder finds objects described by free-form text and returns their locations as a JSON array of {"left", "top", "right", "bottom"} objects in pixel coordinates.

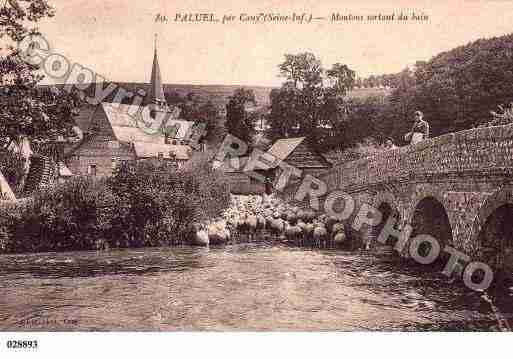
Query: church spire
[{"left": 148, "top": 34, "right": 167, "bottom": 108}]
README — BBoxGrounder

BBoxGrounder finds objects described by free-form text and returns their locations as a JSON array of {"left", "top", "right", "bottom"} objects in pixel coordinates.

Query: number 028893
[{"left": 6, "top": 340, "right": 38, "bottom": 350}]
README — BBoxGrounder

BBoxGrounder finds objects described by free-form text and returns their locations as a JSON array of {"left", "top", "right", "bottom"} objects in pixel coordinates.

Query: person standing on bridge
[
  {"left": 405, "top": 110, "right": 430, "bottom": 145},
  {"left": 385, "top": 138, "right": 398, "bottom": 150}
]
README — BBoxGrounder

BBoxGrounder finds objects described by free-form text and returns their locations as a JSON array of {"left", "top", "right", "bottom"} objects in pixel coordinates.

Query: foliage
[
  {"left": 172, "top": 92, "right": 226, "bottom": 145},
  {"left": 267, "top": 52, "right": 356, "bottom": 151},
  {"left": 0, "top": 156, "right": 231, "bottom": 253},
  {"left": 105, "top": 157, "right": 230, "bottom": 247},
  {"left": 279, "top": 52, "right": 323, "bottom": 88},
  {"left": 383, "top": 35, "right": 513, "bottom": 140},
  {"left": 0, "top": 176, "right": 114, "bottom": 253},
  {"left": 0, "top": 0, "right": 82, "bottom": 151},
  {"left": 337, "top": 34, "right": 513, "bottom": 149},
  {"left": 0, "top": 149, "right": 25, "bottom": 193},
  {"left": 225, "top": 88, "right": 257, "bottom": 147},
  {"left": 325, "top": 138, "right": 388, "bottom": 165}
]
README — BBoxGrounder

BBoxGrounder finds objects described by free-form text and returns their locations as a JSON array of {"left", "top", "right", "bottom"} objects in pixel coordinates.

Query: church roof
[
  {"left": 101, "top": 102, "right": 195, "bottom": 144},
  {"left": 148, "top": 35, "right": 167, "bottom": 107}
]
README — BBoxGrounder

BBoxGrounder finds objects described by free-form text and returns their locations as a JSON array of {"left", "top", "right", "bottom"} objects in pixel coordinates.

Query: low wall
[{"left": 321, "top": 123, "right": 513, "bottom": 191}]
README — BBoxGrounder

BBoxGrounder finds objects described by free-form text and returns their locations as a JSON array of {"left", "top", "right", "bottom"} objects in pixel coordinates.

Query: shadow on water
[{"left": 0, "top": 246, "right": 219, "bottom": 279}]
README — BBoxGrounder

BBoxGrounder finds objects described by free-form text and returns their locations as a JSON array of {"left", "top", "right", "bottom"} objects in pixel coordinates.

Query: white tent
[{"left": 0, "top": 170, "right": 16, "bottom": 201}]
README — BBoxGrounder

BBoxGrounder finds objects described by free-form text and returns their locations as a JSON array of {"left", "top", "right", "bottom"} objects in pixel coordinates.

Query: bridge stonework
[{"left": 281, "top": 124, "right": 513, "bottom": 270}]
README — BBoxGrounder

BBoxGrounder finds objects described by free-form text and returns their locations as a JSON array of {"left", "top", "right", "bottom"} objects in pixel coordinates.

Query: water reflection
[{"left": 0, "top": 243, "right": 511, "bottom": 331}]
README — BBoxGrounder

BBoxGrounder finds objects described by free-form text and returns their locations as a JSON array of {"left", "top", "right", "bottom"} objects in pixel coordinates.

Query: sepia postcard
[{"left": 1, "top": 0, "right": 513, "bottom": 357}]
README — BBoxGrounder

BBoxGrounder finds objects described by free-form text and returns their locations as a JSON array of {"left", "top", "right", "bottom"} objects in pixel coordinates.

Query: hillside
[
  {"left": 44, "top": 82, "right": 388, "bottom": 110},
  {"left": 43, "top": 83, "right": 274, "bottom": 108},
  {"left": 46, "top": 82, "right": 391, "bottom": 132}
]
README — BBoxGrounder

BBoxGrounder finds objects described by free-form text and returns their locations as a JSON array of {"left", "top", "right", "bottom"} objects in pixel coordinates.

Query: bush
[
  {"left": 0, "top": 154, "right": 231, "bottom": 253},
  {"left": 325, "top": 137, "right": 388, "bottom": 165},
  {"left": 0, "top": 177, "right": 114, "bottom": 253},
  {"left": 106, "top": 156, "right": 230, "bottom": 247}
]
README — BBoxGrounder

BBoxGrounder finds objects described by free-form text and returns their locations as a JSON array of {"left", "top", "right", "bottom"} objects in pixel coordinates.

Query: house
[
  {"left": 64, "top": 102, "right": 193, "bottom": 177},
  {"left": 64, "top": 38, "right": 195, "bottom": 177},
  {"left": 217, "top": 137, "right": 332, "bottom": 194},
  {"left": 266, "top": 137, "right": 332, "bottom": 178},
  {"left": 216, "top": 156, "right": 268, "bottom": 194}
]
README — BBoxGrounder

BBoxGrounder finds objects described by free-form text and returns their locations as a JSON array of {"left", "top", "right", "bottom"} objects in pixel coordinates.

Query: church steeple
[{"left": 148, "top": 34, "right": 167, "bottom": 108}]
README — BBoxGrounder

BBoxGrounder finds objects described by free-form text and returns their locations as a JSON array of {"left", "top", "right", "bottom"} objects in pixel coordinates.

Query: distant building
[
  {"left": 65, "top": 36, "right": 195, "bottom": 177},
  {"left": 266, "top": 137, "right": 332, "bottom": 178},
  {"left": 65, "top": 102, "right": 193, "bottom": 177},
  {"left": 217, "top": 137, "right": 332, "bottom": 194}
]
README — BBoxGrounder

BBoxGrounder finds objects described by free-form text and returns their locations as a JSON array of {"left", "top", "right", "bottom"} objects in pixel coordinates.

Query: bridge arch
[
  {"left": 405, "top": 185, "right": 453, "bottom": 228},
  {"left": 372, "top": 191, "right": 400, "bottom": 216},
  {"left": 371, "top": 191, "right": 403, "bottom": 246},
  {"left": 406, "top": 186, "right": 454, "bottom": 260},
  {"left": 470, "top": 186, "right": 513, "bottom": 272}
]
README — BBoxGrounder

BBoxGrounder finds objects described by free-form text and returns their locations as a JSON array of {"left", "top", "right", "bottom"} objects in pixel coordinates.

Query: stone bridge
[{"left": 283, "top": 124, "right": 513, "bottom": 272}]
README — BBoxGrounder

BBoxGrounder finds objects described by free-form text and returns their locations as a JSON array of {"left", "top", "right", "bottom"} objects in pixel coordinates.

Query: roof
[
  {"left": 8, "top": 137, "right": 33, "bottom": 158},
  {"left": 133, "top": 142, "right": 192, "bottom": 160},
  {"left": 101, "top": 102, "right": 195, "bottom": 144},
  {"left": 0, "top": 170, "right": 16, "bottom": 201},
  {"left": 148, "top": 39, "right": 167, "bottom": 106},
  {"left": 266, "top": 137, "right": 331, "bottom": 169},
  {"left": 58, "top": 162, "right": 73, "bottom": 177},
  {"left": 267, "top": 137, "right": 306, "bottom": 161},
  {"left": 73, "top": 105, "right": 96, "bottom": 132}
]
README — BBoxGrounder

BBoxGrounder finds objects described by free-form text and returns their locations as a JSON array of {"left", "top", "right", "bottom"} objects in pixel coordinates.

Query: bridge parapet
[{"left": 322, "top": 123, "right": 513, "bottom": 191}]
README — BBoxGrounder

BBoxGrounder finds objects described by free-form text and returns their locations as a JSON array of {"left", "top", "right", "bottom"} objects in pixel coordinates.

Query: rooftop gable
[
  {"left": 100, "top": 102, "right": 195, "bottom": 144},
  {"left": 267, "top": 137, "right": 306, "bottom": 161}
]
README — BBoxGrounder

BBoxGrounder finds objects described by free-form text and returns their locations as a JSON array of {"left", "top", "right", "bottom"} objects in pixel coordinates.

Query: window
[
  {"left": 157, "top": 152, "right": 164, "bottom": 161},
  {"left": 88, "top": 164, "right": 97, "bottom": 176}
]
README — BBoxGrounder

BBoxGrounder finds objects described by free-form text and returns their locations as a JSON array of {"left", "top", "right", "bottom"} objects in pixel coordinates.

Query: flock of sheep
[{"left": 191, "top": 195, "right": 350, "bottom": 248}]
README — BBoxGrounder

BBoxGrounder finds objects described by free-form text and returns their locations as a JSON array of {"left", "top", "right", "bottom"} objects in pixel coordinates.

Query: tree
[
  {"left": 177, "top": 92, "right": 225, "bottom": 145},
  {"left": 268, "top": 53, "right": 356, "bottom": 151},
  {"left": 326, "top": 63, "right": 356, "bottom": 96},
  {"left": 0, "top": 0, "right": 81, "bottom": 151},
  {"left": 279, "top": 52, "right": 323, "bottom": 89},
  {"left": 225, "top": 88, "right": 256, "bottom": 147},
  {"left": 197, "top": 100, "right": 225, "bottom": 144}
]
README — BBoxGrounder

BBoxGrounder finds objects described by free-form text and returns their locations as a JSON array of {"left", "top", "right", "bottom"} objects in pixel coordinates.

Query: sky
[{"left": 31, "top": 0, "right": 513, "bottom": 87}]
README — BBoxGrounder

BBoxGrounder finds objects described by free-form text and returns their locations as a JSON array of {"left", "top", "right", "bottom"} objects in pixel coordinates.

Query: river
[{"left": 0, "top": 243, "right": 511, "bottom": 331}]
